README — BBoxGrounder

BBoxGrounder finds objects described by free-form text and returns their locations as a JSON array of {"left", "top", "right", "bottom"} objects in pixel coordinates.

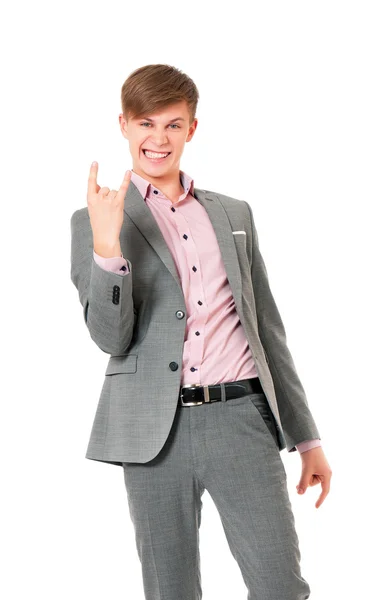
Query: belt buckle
[{"left": 180, "top": 383, "right": 210, "bottom": 406}]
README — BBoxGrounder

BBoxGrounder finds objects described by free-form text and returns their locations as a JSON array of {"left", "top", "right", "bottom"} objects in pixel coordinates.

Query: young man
[{"left": 70, "top": 63, "right": 332, "bottom": 600}]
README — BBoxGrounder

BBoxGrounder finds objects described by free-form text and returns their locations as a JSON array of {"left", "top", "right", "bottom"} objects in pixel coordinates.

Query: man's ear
[
  {"left": 186, "top": 118, "right": 198, "bottom": 142},
  {"left": 118, "top": 113, "right": 129, "bottom": 140}
]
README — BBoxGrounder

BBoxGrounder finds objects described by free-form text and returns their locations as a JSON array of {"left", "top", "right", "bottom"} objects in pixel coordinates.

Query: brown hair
[{"left": 121, "top": 64, "right": 199, "bottom": 125}]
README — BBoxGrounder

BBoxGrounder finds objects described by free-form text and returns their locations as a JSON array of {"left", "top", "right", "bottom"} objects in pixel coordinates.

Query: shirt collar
[{"left": 129, "top": 169, "right": 195, "bottom": 202}]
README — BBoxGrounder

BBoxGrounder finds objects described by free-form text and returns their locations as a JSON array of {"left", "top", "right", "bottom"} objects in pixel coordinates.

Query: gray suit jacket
[{"left": 70, "top": 181, "right": 321, "bottom": 466}]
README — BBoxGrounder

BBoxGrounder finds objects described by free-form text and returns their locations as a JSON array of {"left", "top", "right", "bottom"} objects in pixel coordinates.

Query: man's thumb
[{"left": 296, "top": 478, "right": 309, "bottom": 494}]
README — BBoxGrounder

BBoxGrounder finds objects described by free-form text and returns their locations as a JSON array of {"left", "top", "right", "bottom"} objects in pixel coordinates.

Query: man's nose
[{"left": 150, "top": 131, "right": 169, "bottom": 145}]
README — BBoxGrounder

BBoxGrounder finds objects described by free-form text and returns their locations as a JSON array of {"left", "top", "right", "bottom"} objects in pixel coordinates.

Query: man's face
[{"left": 119, "top": 100, "right": 198, "bottom": 179}]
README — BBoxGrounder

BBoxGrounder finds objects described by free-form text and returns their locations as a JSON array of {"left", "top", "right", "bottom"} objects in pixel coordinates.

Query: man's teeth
[{"left": 144, "top": 150, "right": 170, "bottom": 159}]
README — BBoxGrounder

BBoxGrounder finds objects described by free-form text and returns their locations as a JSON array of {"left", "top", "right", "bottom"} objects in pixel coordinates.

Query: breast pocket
[
  {"left": 233, "top": 230, "right": 247, "bottom": 251},
  {"left": 232, "top": 230, "right": 251, "bottom": 277}
]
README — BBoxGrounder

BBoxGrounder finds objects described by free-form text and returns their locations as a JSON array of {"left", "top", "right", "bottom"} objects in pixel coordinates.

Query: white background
[{"left": 1, "top": 1, "right": 386, "bottom": 598}]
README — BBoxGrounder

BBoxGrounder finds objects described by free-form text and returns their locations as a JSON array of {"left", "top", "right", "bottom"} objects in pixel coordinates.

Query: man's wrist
[{"left": 93, "top": 241, "right": 122, "bottom": 258}]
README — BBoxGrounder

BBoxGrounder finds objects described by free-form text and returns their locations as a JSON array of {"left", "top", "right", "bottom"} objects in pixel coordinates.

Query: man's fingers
[
  {"left": 315, "top": 478, "right": 330, "bottom": 509},
  {"left": 116, "top": 170, "right": 132, "bottom": 203},
  {"left": 88, "top": 161, "right": 99, "bottom": 196}
]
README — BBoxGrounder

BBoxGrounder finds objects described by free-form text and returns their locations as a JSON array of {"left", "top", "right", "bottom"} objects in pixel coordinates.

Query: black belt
[{"left": 179, "top": 377, "right": 263, "bottom": 406}]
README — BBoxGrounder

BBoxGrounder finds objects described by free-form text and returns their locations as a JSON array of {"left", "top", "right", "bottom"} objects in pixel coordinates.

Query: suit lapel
[{"left": 123, "top": 180, "right": 242, "bottom": 311}]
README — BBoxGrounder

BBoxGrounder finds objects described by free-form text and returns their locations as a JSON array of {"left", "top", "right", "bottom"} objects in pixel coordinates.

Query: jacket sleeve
[
  {"left": 70, "top": 207, "right": 136, "bottom": 355},
  {"left": 244, "top": 200, "right": 321, "bottom": 452}
]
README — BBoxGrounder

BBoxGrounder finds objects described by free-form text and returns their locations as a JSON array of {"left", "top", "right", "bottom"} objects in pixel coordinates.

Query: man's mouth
[{"left": 142, "top": 149, "right": 172, "bottom": 161}]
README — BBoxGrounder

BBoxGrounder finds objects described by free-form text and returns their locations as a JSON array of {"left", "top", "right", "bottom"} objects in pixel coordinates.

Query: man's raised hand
[{"left": 87, "top": 162, "right": 131, "bottom": 257}]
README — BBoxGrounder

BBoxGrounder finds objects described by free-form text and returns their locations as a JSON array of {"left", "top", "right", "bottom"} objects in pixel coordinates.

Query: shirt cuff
[
  {"left": 296, "top": 439, "right": 322, "bottom": 453},
  {"left": 93, "top": 250, "right": 130, "bottom": 275}
]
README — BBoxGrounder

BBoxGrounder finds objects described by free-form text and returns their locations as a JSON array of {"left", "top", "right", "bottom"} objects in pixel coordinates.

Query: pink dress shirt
[{"left": 93, "top": 169, "right": 321, "bottom": 455}]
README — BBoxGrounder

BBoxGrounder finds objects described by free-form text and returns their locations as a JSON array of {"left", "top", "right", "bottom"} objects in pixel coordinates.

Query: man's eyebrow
[{"left": 138, "top": 117, "right": 185, "bottom": 123}]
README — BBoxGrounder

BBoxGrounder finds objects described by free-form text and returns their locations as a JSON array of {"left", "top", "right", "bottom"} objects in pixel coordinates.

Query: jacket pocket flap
[{"left": 105, "top": 354, "right": 138, "bottom": 375}]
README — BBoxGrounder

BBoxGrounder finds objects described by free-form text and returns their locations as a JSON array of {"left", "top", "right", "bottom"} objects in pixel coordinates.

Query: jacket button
[
  {"left": 112, "top": 285, "right": 120, "bottom": 305},
  {"left": 169, "top": 362, "right": 179, "bottom": 371},
  {"left": 175, "top": 310, "right": 185, "bottom": 319}
]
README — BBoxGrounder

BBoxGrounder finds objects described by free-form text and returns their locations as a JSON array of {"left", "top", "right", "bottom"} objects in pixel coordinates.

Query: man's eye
[{"left": 139, "top": 123, "right": 180, "bottom": 128}]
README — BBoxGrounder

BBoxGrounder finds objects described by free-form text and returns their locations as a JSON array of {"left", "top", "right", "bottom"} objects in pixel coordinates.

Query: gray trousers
[{"left": 122, "top": 387, "right": 311, "bottom": 600}]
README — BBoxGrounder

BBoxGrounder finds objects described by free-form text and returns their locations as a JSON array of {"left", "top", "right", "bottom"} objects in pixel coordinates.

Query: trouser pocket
[{"left": 247, "top": 392, "right": 280, "bottom": 450}]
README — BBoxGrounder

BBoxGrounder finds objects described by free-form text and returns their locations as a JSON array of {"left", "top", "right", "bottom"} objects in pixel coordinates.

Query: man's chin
[{"left": 134, "top": 157, "right": 178, "bottom": 178}]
